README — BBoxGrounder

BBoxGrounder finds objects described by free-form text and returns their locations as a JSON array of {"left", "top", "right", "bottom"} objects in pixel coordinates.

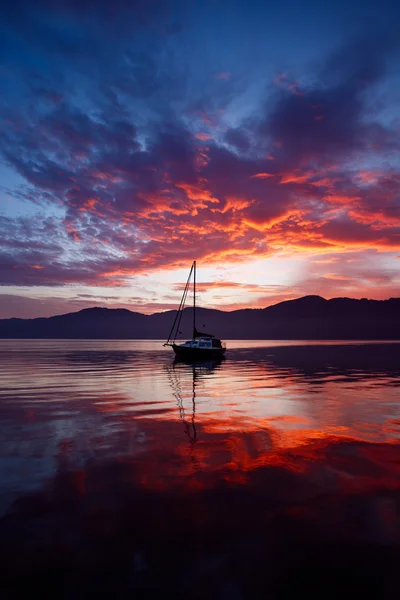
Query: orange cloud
[
  {"left": 250, "top": 172, "right": 275, "bottom": 179},
  {"left": 194, "top": 132, "right": 213, "bottom": 141},
  {"left": 280, "top": 170, "right": 313, "bottom": 184},
  {"left": 323, "top": 273, "right": 353, "bottom": 281},
  {"left": 172, "top": 280, "right": 286, "bottom": 295},
  {"left": 174, "top": 182, "right": 219, "bottom": 212},
  {"left": 78, "top": 197, "right": 97, "bottom": 212},
  {"left": 243, "top": 208, "right": 304, "bottom": 231},
  {"left": 212, "top": 196, "right": 253, "bottom": 213}
]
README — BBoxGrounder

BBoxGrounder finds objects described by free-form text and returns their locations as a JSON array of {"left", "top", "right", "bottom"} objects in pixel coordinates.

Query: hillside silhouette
[{"left": 1, "top": 295, "right": 400, "bottom": 339}]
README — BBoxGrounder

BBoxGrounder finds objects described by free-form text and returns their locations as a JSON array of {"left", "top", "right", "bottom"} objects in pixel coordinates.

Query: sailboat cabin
[{"left": 181, "top": 337, "right": 223, "bottom": 350}]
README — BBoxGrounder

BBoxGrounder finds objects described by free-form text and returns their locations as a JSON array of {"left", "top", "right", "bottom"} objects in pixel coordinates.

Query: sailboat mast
[
  {"left": 193, "top": 260, "right": 196, "bottom": 338},
  {"left": 164, "top": 262, "right": 193, "bottom": 345}
]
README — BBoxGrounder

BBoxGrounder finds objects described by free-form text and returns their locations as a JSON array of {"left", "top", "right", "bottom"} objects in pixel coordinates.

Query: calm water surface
[{"left": 1, "top": 340, "right": 400, "bottom": 598}]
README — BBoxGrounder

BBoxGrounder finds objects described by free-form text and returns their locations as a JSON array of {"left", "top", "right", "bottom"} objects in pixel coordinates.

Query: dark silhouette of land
[{"left": 1, "top": 295, "right": 400, "bottom": 339}]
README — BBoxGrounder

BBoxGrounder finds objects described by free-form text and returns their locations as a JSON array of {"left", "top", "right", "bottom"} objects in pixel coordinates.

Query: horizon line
[{"left": 3, "top": 294, "right": 400, "bottom": 321}]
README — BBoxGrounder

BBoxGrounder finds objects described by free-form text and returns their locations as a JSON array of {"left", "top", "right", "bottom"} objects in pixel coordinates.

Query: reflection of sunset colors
[
  {"left": 1, "top": 340, "right": 399, "bottom": 509},
  {"left": 1, "top": 340, "right": 399, "bottom": 597},
  {"left": 1, "top": 2, "right": 400, "bottom": 317}
]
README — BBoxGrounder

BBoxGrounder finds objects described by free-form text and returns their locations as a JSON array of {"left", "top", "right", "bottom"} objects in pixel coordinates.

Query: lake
[{"left": 1, "top": 340, "right": 399, "bottom": 598}]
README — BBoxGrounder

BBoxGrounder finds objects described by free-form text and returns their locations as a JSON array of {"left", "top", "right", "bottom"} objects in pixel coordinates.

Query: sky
[{"left": 1, "top": 0, "right": 400, "bottom": 318}]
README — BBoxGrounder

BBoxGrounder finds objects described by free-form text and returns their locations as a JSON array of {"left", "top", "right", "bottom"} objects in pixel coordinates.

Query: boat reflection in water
[
  {"left": 0, "top": 341, "right": 399, "bottom": 599},
  {"left": 168, "top": 357, "right": 225, "bottom": 446}
]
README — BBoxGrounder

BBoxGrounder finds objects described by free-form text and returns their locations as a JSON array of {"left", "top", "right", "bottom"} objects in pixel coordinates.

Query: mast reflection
[{"left": 167, "top": 358, "right": 224, "bottom": 445}]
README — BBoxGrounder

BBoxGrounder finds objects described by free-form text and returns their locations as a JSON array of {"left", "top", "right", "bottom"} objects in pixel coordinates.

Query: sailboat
[{"left": 164, "top": 261, "right": 226, "bottom": 359}]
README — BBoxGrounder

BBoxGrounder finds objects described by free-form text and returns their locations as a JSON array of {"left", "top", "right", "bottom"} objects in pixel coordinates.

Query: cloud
[
  {"left": 172, "top": 281, "right": 285, "bottom": 293},
  {"left": 1, "top": 16, "right": 400, "bottom": 304}
]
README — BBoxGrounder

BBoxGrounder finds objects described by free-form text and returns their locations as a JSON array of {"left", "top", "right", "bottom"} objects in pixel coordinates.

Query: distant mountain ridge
[{"left": 1, "top": 295, "right": 400, "bottom": 339}]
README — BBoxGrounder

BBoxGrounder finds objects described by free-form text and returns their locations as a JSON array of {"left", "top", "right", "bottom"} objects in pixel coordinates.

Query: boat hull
[{"left": 172, "top": 344, "right": 226, "bottom": 360}]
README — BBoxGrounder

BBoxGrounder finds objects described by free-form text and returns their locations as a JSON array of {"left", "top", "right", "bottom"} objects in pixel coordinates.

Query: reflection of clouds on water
[
  {"left": 0, "top": 341, "right": 399, "bottom": 596},
  {"left": 0, "top": 340, "right": 399, "bottom": 516},
  {"left": 0, "top": 432, "right": 399, "bottom": 598}
]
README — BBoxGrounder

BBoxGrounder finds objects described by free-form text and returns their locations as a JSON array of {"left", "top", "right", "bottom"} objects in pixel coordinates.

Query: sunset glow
[{"left": 1, "top": 1, "right": 400, "bottom": 318}]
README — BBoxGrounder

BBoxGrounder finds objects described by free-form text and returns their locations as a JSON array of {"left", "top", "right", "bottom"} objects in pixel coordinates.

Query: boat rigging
[{"left": 164, "top": 261, "right": 226, "bottom": 359}]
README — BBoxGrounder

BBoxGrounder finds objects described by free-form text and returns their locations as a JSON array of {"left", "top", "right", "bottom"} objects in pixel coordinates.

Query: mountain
[{"left": 0, "top": 295, "right": 400, "bottom": 339}]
